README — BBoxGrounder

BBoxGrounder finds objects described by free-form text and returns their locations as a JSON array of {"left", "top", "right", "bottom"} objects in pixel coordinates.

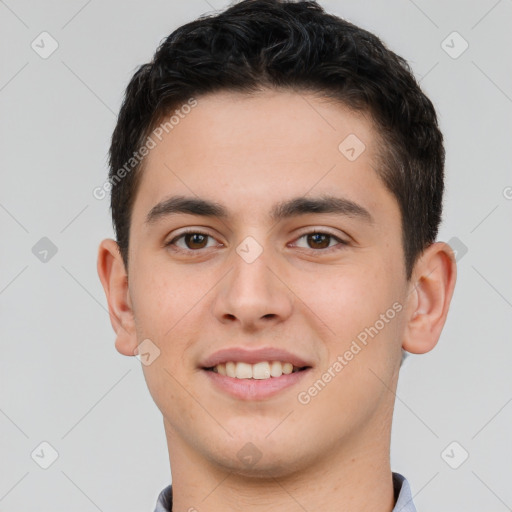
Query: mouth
[
  {"left": 203, "top": 361, "right": 312, "bottom": 380},
  {"left": 199, "top": 347, "right": 314, "bottom": 399},
  {"left": 201, "top": 361, "right": 313, "bottom": 401}
]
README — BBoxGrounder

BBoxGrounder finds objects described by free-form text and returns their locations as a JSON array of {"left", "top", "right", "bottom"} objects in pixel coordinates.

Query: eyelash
[{"left": 165, "top": 228, "right": 348, "bottom": 255}]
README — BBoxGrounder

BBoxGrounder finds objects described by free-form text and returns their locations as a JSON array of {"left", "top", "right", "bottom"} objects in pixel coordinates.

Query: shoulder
[
  {"left": 392, "top": 472, "right": 417, "bottom": 512},
  {"left": 154, "top": 484, "right": 173, "bottom": 512}
]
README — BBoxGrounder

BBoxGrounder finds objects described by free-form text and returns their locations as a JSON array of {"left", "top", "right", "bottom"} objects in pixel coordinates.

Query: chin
[{"left": 207, "top": 440, "right": 311, "bottom": 480}]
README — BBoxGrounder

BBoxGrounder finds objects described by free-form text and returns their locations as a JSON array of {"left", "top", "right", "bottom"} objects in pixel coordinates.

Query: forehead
[
  {"left": 149, "top": 89, "right": 379, "bottom": 169},
  {"left": 131, "top": 89, "right": 397, "bottom": 229}
]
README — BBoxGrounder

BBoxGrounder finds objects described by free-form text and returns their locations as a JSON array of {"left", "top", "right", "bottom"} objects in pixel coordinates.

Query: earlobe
[
  {"left": 402, "top": 241, "right": 457, "bottom": 355},
  {"left": 97, "top": 239, "right": 138, "bottom": 357}
]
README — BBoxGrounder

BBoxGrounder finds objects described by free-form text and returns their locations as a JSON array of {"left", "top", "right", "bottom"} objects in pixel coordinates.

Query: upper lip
[{"left": 200, "top": 347, "right": 313, "bottom": 369}]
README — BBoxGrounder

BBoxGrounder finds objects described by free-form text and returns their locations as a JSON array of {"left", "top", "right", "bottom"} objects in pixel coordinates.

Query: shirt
[{"left": 154, "top": 471, "right": 416, "bottom": 511}]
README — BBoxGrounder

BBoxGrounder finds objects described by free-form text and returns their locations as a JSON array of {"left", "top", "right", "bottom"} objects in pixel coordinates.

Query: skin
[{"left": 97, "top": 89, "right": 457, "bottom": 512}]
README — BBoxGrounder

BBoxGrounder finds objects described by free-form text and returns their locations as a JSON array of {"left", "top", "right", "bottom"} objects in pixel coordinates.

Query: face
[{"left": 123, "top": 90, "right": 411, "bottom": 476}]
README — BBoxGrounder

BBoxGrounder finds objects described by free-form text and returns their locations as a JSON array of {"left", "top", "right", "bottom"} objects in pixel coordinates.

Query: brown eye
[
  {"left": 166, "top": 231, "right": 217, "bottom": 252},
  {"left": 183, "top": 233, "right": 208, "bottom": 249},
  {"left": 306, "top": 233, "right": 331, "bottom": 249},
  {"left": 292, "top": 231, "right": 348, "bottom": 253}
]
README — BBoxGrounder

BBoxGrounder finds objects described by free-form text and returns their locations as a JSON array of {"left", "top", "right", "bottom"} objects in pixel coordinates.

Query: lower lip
[{"left": 202, "top": 368, "right": 311, "bottom": 400}]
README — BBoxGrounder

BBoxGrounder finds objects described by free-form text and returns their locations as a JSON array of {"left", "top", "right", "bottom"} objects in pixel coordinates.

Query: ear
[
  {"left": 97, "top": 238, "right": 138, "bottom": 357},
  {"left": 402, "top": 241, "right": 457, "bottom": 354}
]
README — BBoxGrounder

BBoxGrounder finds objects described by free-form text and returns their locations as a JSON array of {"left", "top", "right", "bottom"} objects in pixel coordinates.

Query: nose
[{"left": 210, "top": 246, "right": 294, "bottom": 332}]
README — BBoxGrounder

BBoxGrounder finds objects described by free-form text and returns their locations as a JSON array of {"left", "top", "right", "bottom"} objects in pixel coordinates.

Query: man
[{"left": 97, "top": 1, "right": 457, "bottom": 510}]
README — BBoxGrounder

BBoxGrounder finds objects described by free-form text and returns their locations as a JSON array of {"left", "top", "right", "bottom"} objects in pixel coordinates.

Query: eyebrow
[{"left": 145, "top": 194, "right": 374, "bottom": 225}]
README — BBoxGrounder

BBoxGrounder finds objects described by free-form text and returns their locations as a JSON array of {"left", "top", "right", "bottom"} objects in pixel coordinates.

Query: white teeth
[
  {"left": 225, "top": 361, "right": 236, "bottom": 378},
  {"left": 282, "top": 362, "right": 293, "bottom": 375},
  {"left": 252, "top": 362, "right": 271, "bottom": 379},
  {"left": 211, "top": 360, "right": 304, "bottom": 379},
  {"left": 235, "top": 362, "right": 253, "bottom": 379},
  {"left": 270, "top": 361, "right": 282, "bottom": 377}
]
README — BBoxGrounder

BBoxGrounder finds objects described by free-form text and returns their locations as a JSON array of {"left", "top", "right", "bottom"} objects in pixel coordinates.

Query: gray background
[{"left": 1, "top": 1, "right": 511, "bottom": 510}]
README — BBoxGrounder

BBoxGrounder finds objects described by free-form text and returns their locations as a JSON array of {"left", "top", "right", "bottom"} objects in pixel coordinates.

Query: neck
[{"left": 164, "top": 419, "right": 396, "bottom": 512}]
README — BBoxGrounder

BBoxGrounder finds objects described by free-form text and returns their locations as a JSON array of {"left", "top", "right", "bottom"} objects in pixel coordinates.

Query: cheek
[
  {"left": 131, "top": 263, "right": 204, "bottom": 421},
  {"left": 290, "top": 259, "right": 404, "bottom": 382},
  {"left": 131, "top": 259, "right": 205, "bottom": 339},
  {"left": 295, "top": 263, "right": 394, "bottom": 332},
  {"left": 293, "top": 268, "right": 401, "bottom": 437}
]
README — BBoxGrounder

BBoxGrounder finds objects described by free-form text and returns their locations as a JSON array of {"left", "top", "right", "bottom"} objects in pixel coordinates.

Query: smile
[
  {"left": 207, "top": 360, "right": 308, "bottom": 380},
  {"left": 202, "top": 364, "right": 311, "bottom": 400}
]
